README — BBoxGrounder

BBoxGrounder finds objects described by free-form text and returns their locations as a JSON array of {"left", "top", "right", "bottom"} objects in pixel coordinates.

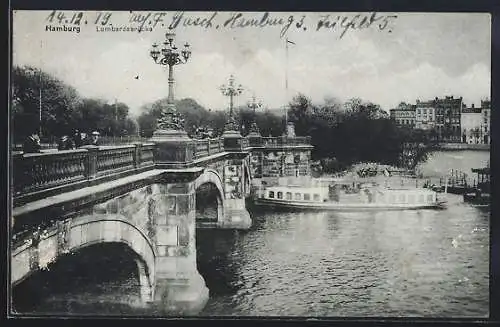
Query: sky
[{"left": 12, "top": 11, "right": 491, "bottom": 116}]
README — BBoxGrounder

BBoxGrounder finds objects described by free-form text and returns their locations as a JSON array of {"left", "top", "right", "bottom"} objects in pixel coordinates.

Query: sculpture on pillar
[{"left": 156, "top": 106, "right": 186, "bottom": 131}]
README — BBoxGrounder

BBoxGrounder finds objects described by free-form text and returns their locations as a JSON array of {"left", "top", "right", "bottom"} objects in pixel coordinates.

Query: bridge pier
[
  {"left": 220, "top": 198, "right": 252, "bottom": 229},
  {"left": 149, "top": 181, "right": 209, "bottom": 315}
]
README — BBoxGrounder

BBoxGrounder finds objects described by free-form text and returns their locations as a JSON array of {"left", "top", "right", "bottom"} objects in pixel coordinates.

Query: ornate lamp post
[
  {"left": 220, "top": 75, "right": 244, "bottom": 136},
  {"left": 149, "top": 33, "right": 192, "bottom": 139},
  {"left": 247, "top": 93, "right": 262, "bottom": 136}
]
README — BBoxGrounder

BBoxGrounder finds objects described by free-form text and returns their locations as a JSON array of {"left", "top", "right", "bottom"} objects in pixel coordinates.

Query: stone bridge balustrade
[
  {"left": 12, "top": 143, "right": 157, "bottom": 207},
  {"left": 193, "top": 138, "right": 224, "bottom": 160}
]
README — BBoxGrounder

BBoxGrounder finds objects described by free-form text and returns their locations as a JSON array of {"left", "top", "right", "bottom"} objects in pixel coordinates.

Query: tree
[
  {"left": 256, "top": 110, "right": 285, "bottom": 137},
  {"left": 12, "top": 65, "right": 81, "bottom": 142},
  {"left": 11, "top": 65, "right": 139, "bottom": 143},
  {"left": 288, "top": 93, "right": 313, "bottom": 136}
]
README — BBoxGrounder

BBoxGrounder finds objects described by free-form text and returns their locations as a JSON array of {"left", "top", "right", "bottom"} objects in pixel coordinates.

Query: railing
[
  {"left": 261, "top": 136, "right": 312, "bottom": 147},
  {"left": 140, "top": 143, "right": 155, "bottom": 167},
  {"left": 12, "top": 143, "right": 156, "bottom": 202},
  {"left": 96, "top": 145, "right": 135, "bottom": 177},
  {"left": 12, "top": 143, "right": 58, "bottom": 151},
  {"left": 99, "top": 136, "right": 150, "bottom": 145},
  {"left": 13, "top": 149, "right": 88, "bottom": 196},
  {"left": 194, "top": 138, "right": 224, "bottom": 159},
  {"left": 12, "top": 135, "right": 312, "bottom": 201},
  {"left": 194, "top": 139, "right": 209, "bottom": 159}
]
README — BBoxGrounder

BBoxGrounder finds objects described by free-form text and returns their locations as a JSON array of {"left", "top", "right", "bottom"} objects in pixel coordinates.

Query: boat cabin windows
[
  {"left": 277, "top": 192, "right": 283, "bottom": 199},
  {"left": 304, "top": 194, "right": 311, "bottom": 201},
  {"left": 427, "top": 194, "right": 434, "bottom": 203},
  {"left": 313, "top": 194, "right": 321, "bottom": 201},
  {"left": 286, "top": 192, "right": 292, "bottom": 200},
  {"left": 269, "top": 191, "right": 275, "bottom": 198},
  {"left": 295, "top": 193, "right": 301, "bottom": 200}
]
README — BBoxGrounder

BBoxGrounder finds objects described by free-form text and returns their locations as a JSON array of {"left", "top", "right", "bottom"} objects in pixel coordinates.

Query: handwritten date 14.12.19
[{"left": 45, "top": 11, "right": 113, "bottom": 26}]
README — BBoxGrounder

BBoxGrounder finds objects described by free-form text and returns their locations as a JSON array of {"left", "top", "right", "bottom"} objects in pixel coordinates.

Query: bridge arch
[
  {"left": 12, "top": 214, "right": 156, "bottom": 302},
  {"left": 194, "top": 169, "right": 224, "bottom": 223}
]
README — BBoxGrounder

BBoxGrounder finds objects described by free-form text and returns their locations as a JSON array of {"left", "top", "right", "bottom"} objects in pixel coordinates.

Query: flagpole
[
  {"left": 39, "top": 41, "right": 43, "bottom": 138},
  {"left": 285, "top": 37, "right": 289, "bottom": 136},
  {"left": 39, "top": 71, "right": 42, "bottom": 138}
]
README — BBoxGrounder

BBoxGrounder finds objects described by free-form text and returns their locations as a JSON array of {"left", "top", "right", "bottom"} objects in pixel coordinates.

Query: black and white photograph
[{"left": 9, "top": 10, "right": 492, "bottom": 318}]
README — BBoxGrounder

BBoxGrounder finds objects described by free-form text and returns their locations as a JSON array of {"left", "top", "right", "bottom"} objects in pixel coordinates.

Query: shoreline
[{"left": 434, "top": 143, "right": 490, "bottom": 151}]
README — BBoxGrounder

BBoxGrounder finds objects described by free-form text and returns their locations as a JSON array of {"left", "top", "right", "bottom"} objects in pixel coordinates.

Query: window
[
  {"left": 286, "top": 192, "right": 292, "bottom": 200},
  {"left": 399, "top": 194, "right": 406, "bottom": 203},
  {"left": 313, "top": 194, "right": 320, "bottom": 201},
  {"left": 277, "top": 192, "right": 283, "bottom": 199},
  {"left": 418, "top": 195, "right": 424, "bottom": 203},
  {"left": 295, "top": 193, "right": 301, "bottom": 200},
  {"left": 304, "top": 193, "right": 311, "bottom": 201},
  {"left": 427, "top": 194, "right": 434, "bottom": 203},
  {"left": 269, "top": 191, "right": 275, "bottom": 198}
]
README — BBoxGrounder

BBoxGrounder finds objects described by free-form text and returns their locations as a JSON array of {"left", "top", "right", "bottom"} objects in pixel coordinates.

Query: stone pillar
[
  {"left": 82, "top": 145, "right": 99, "bottom": 179},
  {"left": 149, "top": 176, "right": 208, "bottom": 315},
  {"left": 220, "top": 158, "right": 252, "bottom": 230},
  {"left": 150, "top": 131, "right": 195, "bottom": 169},
  {"left": 222, "top": 131, "right": 243, "bottom": 151}
]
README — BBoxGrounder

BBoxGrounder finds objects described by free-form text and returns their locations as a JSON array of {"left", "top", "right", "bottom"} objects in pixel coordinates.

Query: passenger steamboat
[{"left": 254, "top": 179, "right": 446, "bottom": 212}]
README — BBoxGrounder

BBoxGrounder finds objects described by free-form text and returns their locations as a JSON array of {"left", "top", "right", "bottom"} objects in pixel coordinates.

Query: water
[
  {"left": 198, "top": 201, "right": 489, "bottom": 317},
  {"left": 11, "top": 151, "right": 490, "bottom": 317}
]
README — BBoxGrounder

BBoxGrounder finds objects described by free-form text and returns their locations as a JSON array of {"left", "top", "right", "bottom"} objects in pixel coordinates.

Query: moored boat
[
  {"left": 463, "top": 166, "right": 490, "bottom": 208},
  {"left": 254, "top": 181, "right": 446, "bottom": 212}
]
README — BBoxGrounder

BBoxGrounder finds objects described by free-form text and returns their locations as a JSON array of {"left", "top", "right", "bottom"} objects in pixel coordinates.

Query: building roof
[
  {"left": 415, "top": 100, "right": 434, "bottom": 108},
  {"left": 434, "top": 96, "right": 463, "bottom": 106}
]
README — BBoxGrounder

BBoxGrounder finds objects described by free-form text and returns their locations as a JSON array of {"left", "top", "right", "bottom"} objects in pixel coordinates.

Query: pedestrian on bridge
[
  {"left": 73, "top": 130, "right": 84, "bottom": 148},
  {"left": 88, "top": 131, "right": 101, "bottom": 146},
  {"left": 57, "top": 135, "right": 75, "bottom": 151},
  {"left": 23, "top": 131, "right": 41, "bottom": 153}
]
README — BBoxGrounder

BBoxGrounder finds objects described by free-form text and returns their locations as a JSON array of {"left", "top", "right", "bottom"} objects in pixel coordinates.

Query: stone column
[{"left": 149, "top": 174, "right": 208, "bottom": 315}]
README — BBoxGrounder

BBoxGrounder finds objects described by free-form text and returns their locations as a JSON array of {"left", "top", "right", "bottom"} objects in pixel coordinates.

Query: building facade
[
  {"left": 461, "top": 104, "right": 482, "bottom": 144},
  {"left": 390, "top": 96, "right": 489, "bottom": 144},
  {"left": 389, "top": 103, "right": 416, "bottom": 127},
  {"left": 415, "top": 100, "right": 436, "bottom": 130},
  {"left": 434, "top": 96, "right": 463, "bottom": 143},
  {"left": 481, "top": 99, "right": 491, "bottom": 144}
]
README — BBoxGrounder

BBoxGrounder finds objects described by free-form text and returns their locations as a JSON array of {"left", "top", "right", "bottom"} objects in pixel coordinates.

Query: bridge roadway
[{"left": 10, "top": 133, "right": 313, "bottom": 315}]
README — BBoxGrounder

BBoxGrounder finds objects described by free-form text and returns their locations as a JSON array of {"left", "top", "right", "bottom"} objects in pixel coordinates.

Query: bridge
[{"left": 10, "top": 131, "right": 313, "bottom": 315}]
